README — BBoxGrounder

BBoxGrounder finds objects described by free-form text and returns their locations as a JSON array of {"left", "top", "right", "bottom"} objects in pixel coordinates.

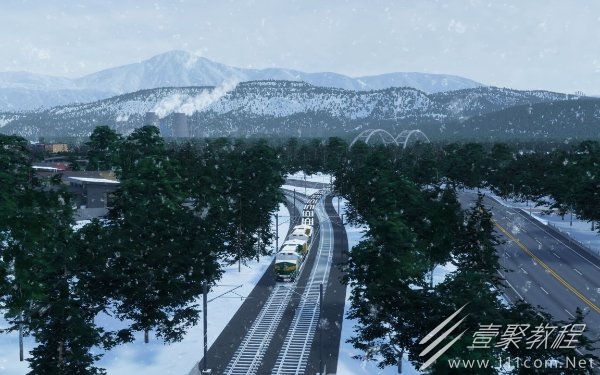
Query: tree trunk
[{"left": 58, "top": 341, "right": 64, "bottom": 365}]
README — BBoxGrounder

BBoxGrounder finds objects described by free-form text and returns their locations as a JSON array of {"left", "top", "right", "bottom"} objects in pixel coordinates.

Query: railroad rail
[
  {"left": 223, "top": 285, "right": 294, "bottom": 375},
  {"left": 272, "top": 194, "right": 333, "bottom": 375},
  {"left": 223, "top": 189, "right": 332, "bottom": 375}
]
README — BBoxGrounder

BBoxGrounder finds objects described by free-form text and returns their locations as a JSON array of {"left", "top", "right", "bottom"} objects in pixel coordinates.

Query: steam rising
[{"left": 151, "top": 80, "right": 238, "bottom": 118}]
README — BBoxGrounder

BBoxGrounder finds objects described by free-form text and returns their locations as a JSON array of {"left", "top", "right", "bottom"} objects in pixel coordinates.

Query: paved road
[{"left": 460, "top": 192, "right": 600, "bottom": 349}]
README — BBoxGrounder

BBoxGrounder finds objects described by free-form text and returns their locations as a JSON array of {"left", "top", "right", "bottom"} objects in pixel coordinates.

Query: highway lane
[{"left": 460, "top": 192, "right": 600, "bottom": 347}]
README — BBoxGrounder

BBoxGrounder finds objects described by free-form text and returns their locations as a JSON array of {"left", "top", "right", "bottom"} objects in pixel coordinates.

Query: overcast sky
[{"left": 1, "top": 0, "right": 599, "bottom": 94}]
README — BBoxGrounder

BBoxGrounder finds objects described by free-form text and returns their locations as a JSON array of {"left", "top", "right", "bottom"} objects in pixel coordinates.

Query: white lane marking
[
  {"left": 484, "top": 195, "right": 600, "bottom": 271},
  {"left": 500, "top": 275, "right": 525, "bottom": 301},
  {"left": 574, "top": 268, "right": 583, "bottom": 276},
  {"left": 520, "top": 267, "right": 528, "bottom": 275},
  {"left": 552, "top": 252, "right": 560, "bottom": 259},
  {"left": 509, "top": 205, "right": 600, "bottom": 271},
  {"left": 565, "top": 309, "right": 575, "bottom": 318},
  {"left": 540, "top": 287, "right": 549, "bottom": 295}
]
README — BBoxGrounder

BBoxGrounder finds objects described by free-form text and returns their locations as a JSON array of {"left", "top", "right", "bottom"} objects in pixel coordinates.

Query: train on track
[{"left": 274, "top": 191, "right": 322, "bottom": 281}]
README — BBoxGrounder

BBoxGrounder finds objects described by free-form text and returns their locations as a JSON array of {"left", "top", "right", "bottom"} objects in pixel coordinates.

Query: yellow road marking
[{"left": 493, "top": 220, "right": 600, "bottom": 314}]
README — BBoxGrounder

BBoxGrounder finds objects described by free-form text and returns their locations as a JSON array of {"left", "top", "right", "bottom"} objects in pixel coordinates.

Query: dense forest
[
  {"left": 2, "top": 129, "right": 600, "bottom": 374},
  {"left": 275, "top": 136, "right": 600, "bottom": 373},
  {"left": 331, "top": 140, "right": 600, "bottom": 373},
  {"left": 0, "top": 127, "right": 284, "bottom": 375}
]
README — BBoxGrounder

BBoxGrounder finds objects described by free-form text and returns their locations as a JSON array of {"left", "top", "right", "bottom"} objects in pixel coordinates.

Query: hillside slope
[{"left": 1, "top": 81, "right": 593, "bottom": 141}]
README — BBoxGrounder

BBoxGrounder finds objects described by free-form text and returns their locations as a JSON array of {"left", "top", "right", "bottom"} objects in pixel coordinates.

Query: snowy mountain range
[
  {"left": 2, "top": 80, "right": 593, "bottom": 141},
  {"left": 0, "top": 50, "right": 482, "bottom": 111},
  {"left": 2, "top": 51, "right": 596, "bottom": 141}
]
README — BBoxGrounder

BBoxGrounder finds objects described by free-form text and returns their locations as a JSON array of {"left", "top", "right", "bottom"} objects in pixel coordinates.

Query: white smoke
[
  {"left": 151, "top": 94, "right": 185, "bottom": 118},
  {"left": 151, "top": 80, "right": 238, "bottom": 119},
  {"left": 115, "top": 114, "right": 129, "bottom": 122}
]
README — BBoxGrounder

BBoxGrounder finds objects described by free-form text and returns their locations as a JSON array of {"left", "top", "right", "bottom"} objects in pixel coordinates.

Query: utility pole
[
  {"left": 275, "top": 213, "right": 279, "bottom": 251},
  {"left": 570, "top": 205, "right": 573, "bottom": 226},
  {"left": 19, "top": 311, "right": 23, "bottom": 361},
  {"left": 257, "top": 229, "right": 261, "bottom": 262},
  {"left": 200, "top": 281, "right": 211, "bottom": 374},
  {"left": 237, "top": 226, "right": 241, "bottom": 273},
  {"left": 238, "top": 195, "right": 242, "bottom": 272},
  {"left": 304, "top": 172, "right": 307, "bottom": 196}
]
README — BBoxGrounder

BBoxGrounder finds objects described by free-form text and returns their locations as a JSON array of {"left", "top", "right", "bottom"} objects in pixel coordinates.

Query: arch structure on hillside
[
  {"left": 349, "top": 129, "right": 397, "bottom": 148},
  {"left": 349, "top": 129, "right": 430, "bottom": 149},
  {"left": 395, "top": 130, "right": 431, "bottom": 149}
]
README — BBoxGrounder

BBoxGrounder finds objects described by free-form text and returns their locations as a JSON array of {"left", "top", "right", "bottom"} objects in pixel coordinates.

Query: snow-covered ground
[
  {"left": 3, "top": 174, "right": 599, "bottom": 375},
  {"left": 287, "top": 171, "right": 334, "bottom": 185},
  {"left": 0, "top": 203, "right": 290, "bottom": 375},
  {"left": 0, "top": 322, "right": 31, "bottom": 373},
  {"left": 99, "top": 202, "right": 291, "bottom": 375}
]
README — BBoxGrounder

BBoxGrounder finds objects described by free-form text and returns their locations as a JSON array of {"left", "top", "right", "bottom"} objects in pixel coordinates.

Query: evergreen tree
[
  {"left": 85, "top": 125, "right": 122, "bottom": 171},
  {"left": 442, "top": 143, "right": 486, "bottom": 189},
  {"left": 199, "top": 139, "right": 284, "bottom": 264},
  {"left": 571, "top": 141, "right": 600, "bottom": 228},
  {"left": 0, "top": 134, "right": 110, "bottom": 374},
  {"left": 19, "top": 190, "right": 109, "bottom": 375},
  {"left": 344, "top": 217, "right": 431, "bottom": 368},
  {"left": 1, "top": 131, "right": 287, "bottom": 373},
  {"left": 323, "top": 136, "right": 348, "bottom": 173},
  {"left": 104, "top": 125, "right": 222, "bottom": 341},
  {"left": 335, "top": 143, "right": 599, "bottom": 373},
  {"left": 337, "top": 143, "right": 464, "bottom": 369},
  {"left": 484, "top": 142, "right": 514, "bottom": 193},
  {"left": 424, "top": 194, "right": 505, "bottom": 373}
]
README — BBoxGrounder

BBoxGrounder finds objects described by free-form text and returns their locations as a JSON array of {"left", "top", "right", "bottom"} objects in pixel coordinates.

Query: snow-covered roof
[
  {"left": 67, "top": 177, "right": 119, "bottom": 184},
  {"left": 32, "top": 166, "right": 60, "bottom": 171}
]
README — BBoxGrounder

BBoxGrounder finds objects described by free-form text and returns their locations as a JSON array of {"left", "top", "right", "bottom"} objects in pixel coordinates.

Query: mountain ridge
[
  {"left": 0, "top": 50, "right": 483, "bottom": 110},
  {"left": 1, "top": 80, "right": 593, "bottom": 141}
]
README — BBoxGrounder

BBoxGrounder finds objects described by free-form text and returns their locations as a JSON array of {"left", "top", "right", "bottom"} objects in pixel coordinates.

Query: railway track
[
  {"left": 223, "top": 188, "right": 333, "bottom": 375},
  {"left": 223, "top": 285, "right": 294, "bottom": 375},
  {"left": 272, "top": 194, "right": 333, "bottom": 375}
]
